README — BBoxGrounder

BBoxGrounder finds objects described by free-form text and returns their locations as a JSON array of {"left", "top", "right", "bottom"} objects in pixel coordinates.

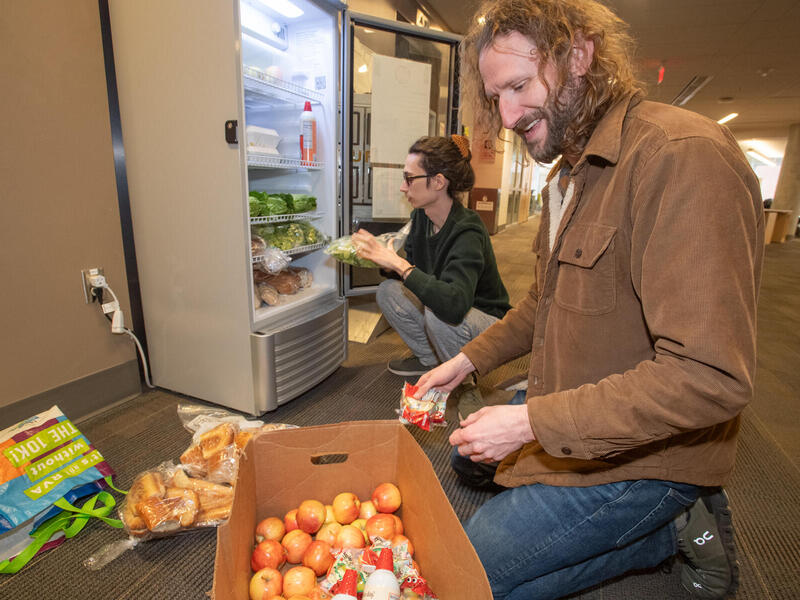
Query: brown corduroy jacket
[{"left": 461, "top": 94, "right": 764, "bottom": 488}]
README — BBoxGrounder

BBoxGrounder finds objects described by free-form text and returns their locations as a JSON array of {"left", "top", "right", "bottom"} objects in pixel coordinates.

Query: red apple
[
  {"left": 282, "top": 528, "right": 313, "bottom": 564},
  {"left": 296, "top": 499, "right": 326, "bottom": 534},
  {"left": 332, "top": 492, "right": 361, "bottom": 524},
  {"left": 302, "top": 540, "right": 334, "bottom": 576},
  {"left": 391, "top": 533, "right": 414, "bottom": 556},
  {"left": 365, "top": 513, "right": 397, "bottom": 542},
  {"left": 391, "top": 514, "right": 404, "bottom": 535},
  {"left": 358, "top": 500, "right": 377, "bottom": 520},
  {"left": 249, "top": 566, "right": 282, "bottom": 600},
  {"left": 284, "top": 508, "right": 299, "bottom": 533},
  {"left": 256, "top": 516, "right": 286, "bottom": 543},
  {"left": 371, "top": 482, "right": 401, "bottom": 513},
  {"left": 283, "top": 566, "right": 316, "bottom": 597},
  {"left": 334, "top": 524, "right": 366, "bottom": 549},
  {"left": 251, "top": 539, "right": 287, "bottom": 571},
  {"left": 315, "top": 521, "right": 342, "bottom": 546}
]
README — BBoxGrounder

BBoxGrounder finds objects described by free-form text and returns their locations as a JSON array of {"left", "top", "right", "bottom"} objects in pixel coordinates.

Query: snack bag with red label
[{"left": 398, "top": 383, "right": 448, "bottom": 431}]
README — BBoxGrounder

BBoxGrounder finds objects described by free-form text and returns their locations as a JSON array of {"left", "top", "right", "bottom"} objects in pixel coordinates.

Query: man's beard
[{"left": 516, "top": 76, "right": 585, "bottom": 164}]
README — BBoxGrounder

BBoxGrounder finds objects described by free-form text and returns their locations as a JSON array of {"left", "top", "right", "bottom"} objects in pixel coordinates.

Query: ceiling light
[
  {"left": 477, "top": 15, "right": 486, "bottom": 25},
  {"left": 358, "top": 64, "right": 368, "bottom": 73},
  {"left": 746, "top": 149, "right": 776, "bottom": 167},
  {"left": 671, "top": 75, "right": 713, "bottom": 106},
  {"left": 717, "top": 113, "right": 738, "bottom": 124},
  {"left": 257, "top": 0, "right": 303, "bottom": 18}
]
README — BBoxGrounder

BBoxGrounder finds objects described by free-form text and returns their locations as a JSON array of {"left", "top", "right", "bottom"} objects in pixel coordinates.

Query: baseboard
[{"left": 0, "top": 360, "right": 142, "bottom": 430}]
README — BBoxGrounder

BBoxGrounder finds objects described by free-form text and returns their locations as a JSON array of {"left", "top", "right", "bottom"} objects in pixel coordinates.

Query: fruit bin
[{"left": 211, "top": 420, "right": 491, "bottom": 599}]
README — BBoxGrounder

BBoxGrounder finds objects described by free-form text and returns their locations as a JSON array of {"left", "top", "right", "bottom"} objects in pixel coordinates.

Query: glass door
[{"left": 342, "top": 12, "right": 462, "bottom": 295}]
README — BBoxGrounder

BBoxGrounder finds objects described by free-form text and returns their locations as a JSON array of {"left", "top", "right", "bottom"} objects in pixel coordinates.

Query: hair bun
[{"left": 451, "top": 134, "right": 471, "bottom": 159}]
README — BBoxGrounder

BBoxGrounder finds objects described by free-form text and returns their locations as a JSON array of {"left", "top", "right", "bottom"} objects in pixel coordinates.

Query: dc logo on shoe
[{"left": 693, "top": 530, "right": 715, "bottom": 545}]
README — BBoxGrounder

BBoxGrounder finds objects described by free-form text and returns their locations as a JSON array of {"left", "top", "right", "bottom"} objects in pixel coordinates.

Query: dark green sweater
[{"left": 403, "top": 202, "right": 511, "bottom": 325}]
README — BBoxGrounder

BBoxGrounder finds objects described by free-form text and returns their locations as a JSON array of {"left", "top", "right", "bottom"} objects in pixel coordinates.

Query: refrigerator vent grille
[{"left": 261, "top": 303, "right": 346, "bottom": 407}]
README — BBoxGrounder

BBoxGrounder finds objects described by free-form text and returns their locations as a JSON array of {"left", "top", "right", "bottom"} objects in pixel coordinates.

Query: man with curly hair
[{"left": 414, "top": 1, "right": 764, "bottom": 598}]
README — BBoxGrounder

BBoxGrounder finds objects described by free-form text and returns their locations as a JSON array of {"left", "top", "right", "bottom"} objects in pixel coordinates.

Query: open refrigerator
[{"left": 108, "top": 0, "right": 461, "bottom": 414}]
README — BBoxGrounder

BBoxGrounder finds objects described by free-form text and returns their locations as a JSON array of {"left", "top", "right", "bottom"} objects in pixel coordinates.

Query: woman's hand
[{"left": 351, "top": 229, "right": 409, "bottom": 275}]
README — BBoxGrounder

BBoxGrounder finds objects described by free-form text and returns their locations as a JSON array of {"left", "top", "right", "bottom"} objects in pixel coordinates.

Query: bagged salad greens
[
  {"left": 324, "top": 235, "right": 381, "bottom": 268},
  {"left": 324, "top": 223, "right": 411, "bottom": 268}
]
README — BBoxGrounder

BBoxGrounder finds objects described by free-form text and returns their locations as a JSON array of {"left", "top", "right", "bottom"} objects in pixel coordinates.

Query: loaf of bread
[
  {"left": 289, "top": 266, "right": 313, "bottom": 288},
  {"left": 260, "top": 270, "right": 301, "bottom": 294},
  {"left": 257, "top": 282, "right": 279, "bottom": 306}
]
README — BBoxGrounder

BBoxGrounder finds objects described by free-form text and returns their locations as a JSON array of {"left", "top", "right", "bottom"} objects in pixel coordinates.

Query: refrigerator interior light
[
  {"left": 241, "top": 2, "right": 288, "bottom": 51},
  {"left": 257, "top": 0, "right": 303, "bottom": 18}
]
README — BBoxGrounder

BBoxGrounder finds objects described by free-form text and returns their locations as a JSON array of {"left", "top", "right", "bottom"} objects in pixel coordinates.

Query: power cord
[{"left": 89, "top": 274, "right": 155, "bottom": 389}]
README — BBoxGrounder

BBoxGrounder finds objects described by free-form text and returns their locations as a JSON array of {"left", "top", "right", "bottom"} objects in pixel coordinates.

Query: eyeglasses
[{"left": 402, "top": 172, "right": 429, "bottom": 186}]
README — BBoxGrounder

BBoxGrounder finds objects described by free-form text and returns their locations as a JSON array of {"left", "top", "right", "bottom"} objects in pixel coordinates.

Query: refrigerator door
[
  {"left": 240, "top": 0, "right": 349, "bottom": 411},
  {"left": 109, "top": 0, "right": 257, "bottom": 410},
  {"left": 341, "top": 12, "right": 462, "bottom": 296}
]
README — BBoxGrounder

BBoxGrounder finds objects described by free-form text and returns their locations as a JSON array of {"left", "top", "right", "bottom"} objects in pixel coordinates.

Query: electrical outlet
[{"left": 81, "top": 267, "right": 104, "bottom": 303}]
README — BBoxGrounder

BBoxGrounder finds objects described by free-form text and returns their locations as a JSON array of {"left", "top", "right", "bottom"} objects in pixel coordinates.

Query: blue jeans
[{"left": 450, "top": 393, "right": 700, "bottom": 599}]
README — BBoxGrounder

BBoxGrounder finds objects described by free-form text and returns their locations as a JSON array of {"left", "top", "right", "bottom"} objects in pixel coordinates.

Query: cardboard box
[{"left": 212, "top": 420, "right": 491, "bottom": 599}]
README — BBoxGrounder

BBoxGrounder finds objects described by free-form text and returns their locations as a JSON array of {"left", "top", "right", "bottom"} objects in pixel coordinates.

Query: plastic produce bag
[
  {"left": 325, "top": 222, "right": 411, "bottom": 268},
  {"left": 254, "top": 245, "right": 292, "bottom": 275}
]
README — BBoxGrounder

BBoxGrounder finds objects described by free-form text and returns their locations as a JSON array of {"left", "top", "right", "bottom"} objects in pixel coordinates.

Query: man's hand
[
  {"left": 351, "top": 229, "right": 407, "bottom": 274},
  {"left": 414, "top": 352, "right": 476, "bottom": 398},
  {"left": 449, "top": 404, "right": 536, "bottom": 463}
]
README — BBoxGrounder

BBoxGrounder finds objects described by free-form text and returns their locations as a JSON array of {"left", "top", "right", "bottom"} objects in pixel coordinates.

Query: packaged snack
[
  {"left": 398, "top": 383, "right": 448, "bottom": 432},
  {"left": 321, "top": 548, "right": 367, "bottom": 594}
]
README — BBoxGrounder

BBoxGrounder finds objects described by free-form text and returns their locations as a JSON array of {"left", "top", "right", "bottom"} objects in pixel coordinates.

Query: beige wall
[{"left": 0, "top": 0, "right": 136, "bottom": 407}]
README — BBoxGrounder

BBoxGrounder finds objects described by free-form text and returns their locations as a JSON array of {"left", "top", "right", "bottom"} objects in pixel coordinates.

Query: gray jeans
[{"left": 375, "top": 279, "right": 499, "bottom": 366}]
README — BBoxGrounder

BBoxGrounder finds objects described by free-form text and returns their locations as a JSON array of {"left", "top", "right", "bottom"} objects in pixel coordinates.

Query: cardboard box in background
[{"left": 212, "top": 420, "right": 491, "bottom": 599}]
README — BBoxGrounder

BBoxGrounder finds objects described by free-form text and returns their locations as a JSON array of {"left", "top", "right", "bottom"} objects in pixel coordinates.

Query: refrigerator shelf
[
  {"left": 251, "top": 241, "right": 326, "bottom": 264},
  {"left": 250, "top": 212, "right": 323, "bottom": 225},
  {"left": 243, "top": 67, "right": 324, "bottom": 104},
  {"left": 247, "top": 151, "right": 324, "bottom": 170}
]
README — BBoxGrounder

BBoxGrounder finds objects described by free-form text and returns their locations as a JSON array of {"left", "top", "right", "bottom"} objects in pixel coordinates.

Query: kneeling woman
[{"left": 352, "top": 135, "right": 511, "bottom": 377}]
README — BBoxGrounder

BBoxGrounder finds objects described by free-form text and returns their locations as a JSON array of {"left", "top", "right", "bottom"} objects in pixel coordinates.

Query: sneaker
[
  {"left": 677, "top": 488, "right": 739, "bottom": 599},
  {"left": 387, "top": 355, "right": 437, "bottom": 377}
]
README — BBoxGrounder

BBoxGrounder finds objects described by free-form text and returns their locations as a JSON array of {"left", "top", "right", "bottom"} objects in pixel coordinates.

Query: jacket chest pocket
[{"left": 554, "top": 223, "right": 617, "bottom": 315}]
